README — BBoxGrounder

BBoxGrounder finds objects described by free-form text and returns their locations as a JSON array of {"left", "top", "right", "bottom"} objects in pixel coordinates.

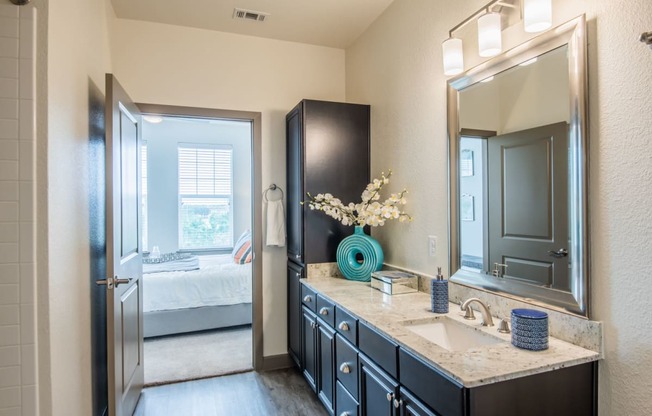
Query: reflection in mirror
[{"left": 448, "top": 16, "right": 588, "bottom": 316}]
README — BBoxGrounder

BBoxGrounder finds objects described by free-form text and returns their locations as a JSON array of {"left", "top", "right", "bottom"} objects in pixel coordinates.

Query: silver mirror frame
[{"left": 447, "top": 15, "right": 589, "bottom": 317}]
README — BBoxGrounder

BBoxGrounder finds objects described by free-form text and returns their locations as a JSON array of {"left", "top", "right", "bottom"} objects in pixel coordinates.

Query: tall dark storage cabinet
[{"left": 286, "top": 99, "right": 370, "bottom": 369}]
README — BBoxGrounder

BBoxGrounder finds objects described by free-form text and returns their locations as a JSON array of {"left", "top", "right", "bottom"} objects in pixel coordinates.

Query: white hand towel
[{"left": 266, "top": 200, "right": 286, "bottom": 247}]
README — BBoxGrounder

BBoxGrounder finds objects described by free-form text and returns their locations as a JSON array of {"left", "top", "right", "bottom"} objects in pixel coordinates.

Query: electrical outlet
[{"left": 428, "top": 235, "right": 437, "bottom": 257}]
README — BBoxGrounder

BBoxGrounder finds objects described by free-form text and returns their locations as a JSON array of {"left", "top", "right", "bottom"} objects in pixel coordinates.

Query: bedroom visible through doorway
[{"left": 140, "top": 113, "right": 254, "bottom": 385}]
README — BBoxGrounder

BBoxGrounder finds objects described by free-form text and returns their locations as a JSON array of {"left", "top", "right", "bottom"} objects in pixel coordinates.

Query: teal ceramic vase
[{"left": 336, "top": 226, "right": 384, "bottom": 282}]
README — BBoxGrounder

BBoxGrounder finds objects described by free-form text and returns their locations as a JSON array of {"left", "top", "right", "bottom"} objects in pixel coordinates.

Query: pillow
[{"left": 232, "top": 230, "right": 253, "bottom": 264}]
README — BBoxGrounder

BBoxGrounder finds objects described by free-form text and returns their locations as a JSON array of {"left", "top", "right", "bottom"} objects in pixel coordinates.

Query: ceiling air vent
[{"left": 233, "top": 8, "right": 269, "bottom": 22}]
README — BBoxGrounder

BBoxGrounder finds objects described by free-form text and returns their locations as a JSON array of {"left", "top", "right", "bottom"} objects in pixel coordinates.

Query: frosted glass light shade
[
  {"left": 478, "top": 12, "right": 502, "bottom": 57},
  {"left": 442, "top": 38, "right": 464, "bottom": 76},
  {"left": 524, "top": 0, "right": 552, "bottom": 33}
]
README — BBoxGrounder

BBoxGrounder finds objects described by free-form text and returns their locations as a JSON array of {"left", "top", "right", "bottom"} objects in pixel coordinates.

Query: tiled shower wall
[{"left": 0, "top": 1, "right": 37, "bottom": 415}]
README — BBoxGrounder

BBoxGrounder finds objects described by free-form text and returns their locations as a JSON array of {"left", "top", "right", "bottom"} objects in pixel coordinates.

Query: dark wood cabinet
[
  {"left": 286, "top": 99, "right": 370, "bottom": 266},
  {"left": 287, "top": 262, "right": 304, "bottom": 368},
  {"left": 300, "top": 282, "right": 598, "bottom": 416},
  {"left": 302, "top": 306, "right": 318, "bottom": 392},
  {"left": 359, "top": 354, "right": 400, "bottom": 416},
  {"left": 317, "top": 321, "right": 336, "bottom": 414}
]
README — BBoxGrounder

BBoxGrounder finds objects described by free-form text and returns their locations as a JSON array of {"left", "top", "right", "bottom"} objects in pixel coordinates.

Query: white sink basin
[{"left": 403, "top": 317, "right": 505, "bottom": 352}]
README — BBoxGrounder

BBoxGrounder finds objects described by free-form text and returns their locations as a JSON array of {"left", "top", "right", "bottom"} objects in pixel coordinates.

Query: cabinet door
[
  {"left": 286, "top": 106, "right": 304, "bottom": 263},
  {"left": 288, "top": 263, "right": 304, "bottom": 368},
  {"left": 318, "top": 321, "right": 336, "bottom": 414},
  {"left": 359, "top": 354, "right": 399, "bottom": 416},
  {"left": 399, "top": 388, "right": 439, "bottom": 416},
  {"left": 302, "top": 307, "right": 317, "bottom": 392}
]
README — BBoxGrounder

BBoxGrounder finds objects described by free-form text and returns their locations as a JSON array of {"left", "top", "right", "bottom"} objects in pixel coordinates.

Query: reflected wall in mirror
[{"left": 448, "top": 16, "right": 589, "bottom": 316}]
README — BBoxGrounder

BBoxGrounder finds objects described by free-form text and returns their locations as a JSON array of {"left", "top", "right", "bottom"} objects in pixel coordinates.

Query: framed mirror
[{"left": 447, "top": 16, "right": 589, "bottom": 316}]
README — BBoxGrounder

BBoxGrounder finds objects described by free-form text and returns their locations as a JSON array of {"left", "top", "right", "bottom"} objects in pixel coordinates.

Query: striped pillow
[{"left": 232, "top": 230, "right": 253, "bottom": 264}]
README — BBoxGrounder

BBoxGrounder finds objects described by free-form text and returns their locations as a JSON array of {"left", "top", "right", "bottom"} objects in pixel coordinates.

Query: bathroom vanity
[{"left": 297, "top": 274, "right": 599, "bottom": 416}]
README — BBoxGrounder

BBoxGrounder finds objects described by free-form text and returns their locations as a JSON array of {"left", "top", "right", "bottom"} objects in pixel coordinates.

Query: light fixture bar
[{"left": 448, "top": 0, "right": 508, "bottom": 37}]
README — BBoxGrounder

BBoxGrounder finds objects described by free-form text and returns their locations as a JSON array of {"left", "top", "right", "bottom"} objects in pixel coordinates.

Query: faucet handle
[
  {"left": 463, "top": 307, "right": 476, "bottom": 320},
  {"left": 497, "top": 318, "right": 511, "bottom": 334}
]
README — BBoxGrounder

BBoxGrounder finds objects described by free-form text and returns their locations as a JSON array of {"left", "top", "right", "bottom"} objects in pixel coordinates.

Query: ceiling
[{"left": 110, "top": 0, "right": 395, "bottom": 49}]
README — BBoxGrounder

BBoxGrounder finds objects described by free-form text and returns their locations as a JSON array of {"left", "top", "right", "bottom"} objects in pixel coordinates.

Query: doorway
[{"left": 138, "top": 103, "right": 263, "bottom": 385}]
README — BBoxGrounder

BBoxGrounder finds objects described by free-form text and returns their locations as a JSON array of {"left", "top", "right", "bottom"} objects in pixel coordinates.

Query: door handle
[
  {"left": 96, "top": 276, "right": 132, "bottom": 289},
  {"left": 547, "top": 248, "right": 568, "bottom": 258}
]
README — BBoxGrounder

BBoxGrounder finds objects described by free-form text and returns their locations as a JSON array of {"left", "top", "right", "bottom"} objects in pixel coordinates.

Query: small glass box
[{"left": 370, "top": 271, "right": 419, "bottom": 295}]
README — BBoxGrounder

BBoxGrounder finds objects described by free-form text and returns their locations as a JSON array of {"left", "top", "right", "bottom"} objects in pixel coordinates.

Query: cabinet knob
[
  {"left": 303, "top": 295, "right": 312, "bottom": 303},
  {"left": 386, "top": 393, "right": 394, "bottom": 402},
  {"left": 319, "top": 307, "right": 329, "bottom": 316},
  {"left": 339, "top": 413, "right": 350, "bottom": 416},
  {"left": 295, "top": 272, "right": 300, "bottom": 278},
  {"left": 295, "top": 254, "right": 301, "bottom": 259},
  {"left": 394, "top": 398, "right": 403, "bottom": 409},
  {"left": 338, "top": 321, "right": 350, "bottom": 331},
  {"left": 339, "top": 363, "right": 351, "bottom": 374}
]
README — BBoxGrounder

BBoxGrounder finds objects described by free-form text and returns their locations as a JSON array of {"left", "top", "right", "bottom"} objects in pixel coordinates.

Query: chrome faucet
[{"left": 461, "top": 298, "right": 494, "bottom": 327}]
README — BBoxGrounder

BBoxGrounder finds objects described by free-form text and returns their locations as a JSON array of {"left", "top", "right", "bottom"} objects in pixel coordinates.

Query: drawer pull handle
[
  {"left": 340, "top": 413, "right": 350, "bottom": 416},
  {"left": 338, "top": 321, "right": 350, "bottom": 331},
  {"left": 319, "top": 307, "right": 329, "bottom": 316},
  {"left": 339, "top": 363, "right": 351, "bottom": 374},
  {"left": 386, "top": 393, "right": 394, "bottom": 402},
  {"left": 295, "top": 273, "right": 300, "bottom": 278},
  {"left": 303, "top": 295, "right": 312, "bottom": 303},
  {"left": 394, "top": 398, "right": 403, "bottom": 409},
  {"left": 295, "top": 254, "right": 301, "bottom": 259}
]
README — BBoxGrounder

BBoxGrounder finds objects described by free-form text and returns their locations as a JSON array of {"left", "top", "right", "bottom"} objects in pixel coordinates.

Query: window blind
[{"left": 178, "top": 144, "right": 233, "bottom": 196}]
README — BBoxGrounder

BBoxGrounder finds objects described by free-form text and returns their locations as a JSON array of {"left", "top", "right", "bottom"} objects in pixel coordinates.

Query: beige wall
[
  {"left": 110, "top": 18, "right": 346, "bottom": 358},
  {"left": 346, "top": 0, "right": 652, "bottom": 414},
  {"left": 40, "top": 0, "right": 113, "bottom": 414}
]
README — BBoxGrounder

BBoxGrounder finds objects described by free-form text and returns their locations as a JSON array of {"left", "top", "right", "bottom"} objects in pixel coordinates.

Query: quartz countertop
[{"left": 302, "top": 275, "right": 600, "bottom": 388}]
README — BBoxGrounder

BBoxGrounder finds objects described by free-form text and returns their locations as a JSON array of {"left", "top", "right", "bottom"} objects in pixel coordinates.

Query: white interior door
[{"left": 99, "top": 73, "right": 144, "bottom": 416}]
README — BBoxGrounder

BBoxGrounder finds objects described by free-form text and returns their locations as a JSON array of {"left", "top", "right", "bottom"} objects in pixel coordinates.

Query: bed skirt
[{"left": 144, "top": 303, "right": 252, "bottom": 338}]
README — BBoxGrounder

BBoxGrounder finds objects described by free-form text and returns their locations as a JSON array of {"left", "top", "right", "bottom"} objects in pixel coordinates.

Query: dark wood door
[
  {"left": 359, "top": 355, "right": 399, "bottom": 416},
  {"left": 288, "top": 262, "right": 304, "bottom": 368},
  {"left": 103, "top": 74, "right": 144, "bottom": 416},
  {"left": 317, "top": 322, "right": 336, "bottom": 414},
  {"left": 286, "top": 107, "right": 304, "bottom": 264},
  {"left": 302, "top": 307, "right": 318, "bottom": 392},
  {"left": 488, "top": 122, "right": 569, "bottom": 290}
]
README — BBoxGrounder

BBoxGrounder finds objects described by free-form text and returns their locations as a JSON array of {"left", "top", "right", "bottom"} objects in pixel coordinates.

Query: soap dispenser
[{"left": 430, "top": 267, "right": 449, "bottom": 314}]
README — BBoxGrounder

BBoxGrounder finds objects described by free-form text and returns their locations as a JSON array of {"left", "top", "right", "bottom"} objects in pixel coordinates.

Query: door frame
[{"left": 136, "top": 103, "right": 264, "bottom": 371}]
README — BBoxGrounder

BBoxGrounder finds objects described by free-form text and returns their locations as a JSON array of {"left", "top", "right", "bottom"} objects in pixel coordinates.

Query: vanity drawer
[
  {"left": 335, "top": 306, "right": 358, "bottom": 346},
  {"left": 399, "top": 348, "right": 464, "bottom": 416},
  {"left": 335, "top": 334, "right": 359, "bottom": 400},
  {"left": 316, "top": 295, "right": 336, "bottom": 327},
  {"left": 301, "top": 284, "right": 317, "bottom": 312},
  {"left": 336, "top": 381, "right": 359, "bottom": 416},
  {"left": 358, "top": 321, "right": 398, "bottom": 378}
]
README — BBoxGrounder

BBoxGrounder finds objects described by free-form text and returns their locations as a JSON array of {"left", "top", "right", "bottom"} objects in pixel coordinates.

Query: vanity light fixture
[
  {"left": 143, "top": 115, "right": 163, "bottom": 124},
  {"left": 523, "top": 0, "right": 552, "bottom": 33},
  {"left": 478, "top": 12, "right": 503, "bottom": 57},
  {"left": 442, "top": 0, "right": 554, "bottom": 76}
]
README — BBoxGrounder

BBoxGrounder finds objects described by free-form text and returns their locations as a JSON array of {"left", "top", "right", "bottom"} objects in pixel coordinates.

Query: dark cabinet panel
[
  {"left": 318, "top": 321, "right": 336, "bottom": 414},
  {"left": 302, "top": 306, "right": 318, "bottom": 392},
  {"left": 337, "top": 381, "right": 359, "bottom": 416},
  {"left": 317, "top": 295, "right": 336, "bottom": 327},
  {"left": 398, "top": 349, "right": 463, "bottom": 416},
  {"left": 286, "top": 108, "right": 304, "bottom": 263},
  {"left": 335, "top": 334, "right": 359, "bottom": 401},
  {"left": 286, "top": 99, "right": 370, "bottom": 266},
  {"left": 301, "top": 284, "right": 317, "bottom": 313},
  {"left": 399, "top": 387, "right": 438, "bottom": 416},
  {"left": 287, "top": 262, "right": 303, "bottom": 368},
  {"left": 359, "top": 322, "right": 399, "bottom": 379},
  {"left": 335, "top": 306, "right": 358, "bottom": 346},
  {"left": 359, "top": 354, "right": 399, "bottom": 416}
]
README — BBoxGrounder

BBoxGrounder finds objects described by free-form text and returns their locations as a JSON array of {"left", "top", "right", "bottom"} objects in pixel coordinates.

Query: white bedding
[{"left": 143, "top": 256, "right": 252, "bottom": 313}]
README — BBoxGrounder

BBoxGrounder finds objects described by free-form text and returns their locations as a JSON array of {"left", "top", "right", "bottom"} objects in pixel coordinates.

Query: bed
[{"left": 143, "top": 254, "right": 252, "bottom": 338}]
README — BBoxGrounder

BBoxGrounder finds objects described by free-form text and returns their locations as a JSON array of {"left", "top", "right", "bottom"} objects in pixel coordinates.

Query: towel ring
[{"left": 263, "top": 184, "right": 284, "bottom": 202}]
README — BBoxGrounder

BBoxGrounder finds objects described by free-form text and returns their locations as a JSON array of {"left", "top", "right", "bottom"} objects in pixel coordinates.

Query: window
[
  {"left": 178, "top": 144, "right": 233, "bottom": 250},
  {"left": 141, "top": 141, "right": 148, "bottom": 251}
]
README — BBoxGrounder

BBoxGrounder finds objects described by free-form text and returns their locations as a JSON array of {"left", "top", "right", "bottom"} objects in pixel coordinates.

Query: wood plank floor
[{"left": 133, "top": 367, "right": 329, "bottom": 416}]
